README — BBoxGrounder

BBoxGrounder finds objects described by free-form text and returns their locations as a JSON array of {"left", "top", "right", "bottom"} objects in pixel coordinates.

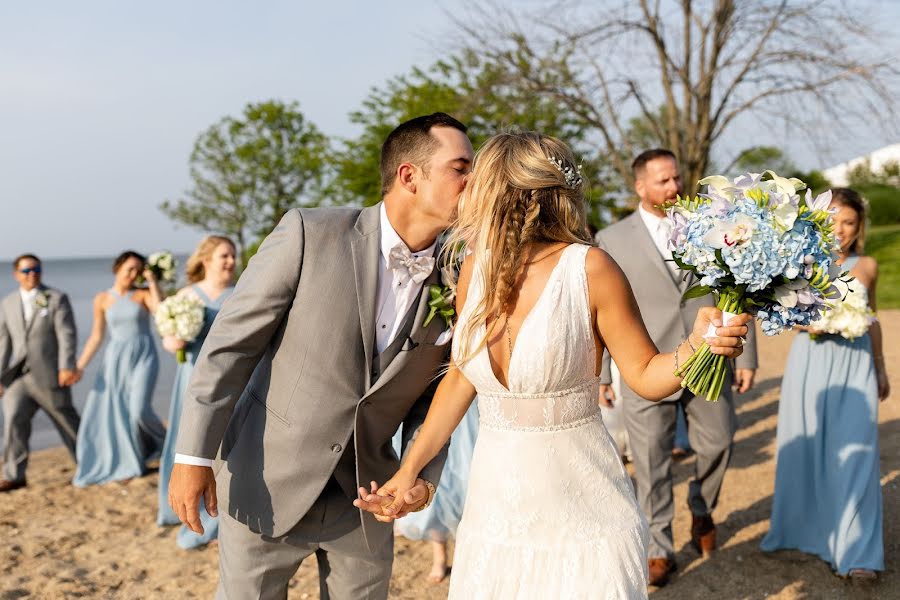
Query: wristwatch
[{"left": 409, "top": 479, "right": 436, "bottom": 512}]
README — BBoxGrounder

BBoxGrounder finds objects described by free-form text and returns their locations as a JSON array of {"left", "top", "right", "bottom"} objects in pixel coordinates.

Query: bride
[{"left": 356, "top": 131, "right": 750, "bottom": 598}]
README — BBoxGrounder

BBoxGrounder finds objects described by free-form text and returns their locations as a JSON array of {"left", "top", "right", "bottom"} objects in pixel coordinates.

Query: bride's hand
[
  {"left": 353, "top": 470, "right": 428, "bottom": 522},
  {"left": 692, "top": 307, "right": 752, "bottom": 359}
]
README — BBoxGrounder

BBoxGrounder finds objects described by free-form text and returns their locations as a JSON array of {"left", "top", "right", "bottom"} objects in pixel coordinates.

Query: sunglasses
[{"left": 19, "top": 267, "right": 42, "bottom": 275}]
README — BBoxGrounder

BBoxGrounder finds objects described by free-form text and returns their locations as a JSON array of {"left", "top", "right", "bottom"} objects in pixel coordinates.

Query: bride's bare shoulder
[{"left": 585, "top": 246, "right": 631, "bottom": 303}]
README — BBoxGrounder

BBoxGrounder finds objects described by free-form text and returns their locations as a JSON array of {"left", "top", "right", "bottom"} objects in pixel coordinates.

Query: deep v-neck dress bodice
[
  {"left": 448, "top": 243, "right": 649, "bottom": 599},
  {"left": 454, "top": 243, "right": 600, "bottom": 431}
]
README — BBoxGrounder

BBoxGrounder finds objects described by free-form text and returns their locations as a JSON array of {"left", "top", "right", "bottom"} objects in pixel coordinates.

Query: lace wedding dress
[{"left": 449, "top": 244, "right": 649, "bottom": 599}]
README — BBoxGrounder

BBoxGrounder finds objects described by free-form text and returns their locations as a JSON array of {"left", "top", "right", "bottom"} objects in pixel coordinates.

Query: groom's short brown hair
[{"left": 380, "top": 112, "right": 467, "bottom": 196}]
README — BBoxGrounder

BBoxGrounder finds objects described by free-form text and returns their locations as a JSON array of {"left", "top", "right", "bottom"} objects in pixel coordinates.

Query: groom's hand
[
  {"left": 354, "top": 477, "right": 430, "bottom": 522},
  {"left": 169, "top": 463, "right": 218, "bottom": 534}
]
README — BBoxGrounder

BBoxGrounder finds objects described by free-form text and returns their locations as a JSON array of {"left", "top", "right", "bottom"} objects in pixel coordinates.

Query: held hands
[
  {"left": 352, "top": 470, "right": 430, "bottom": 523},
  {"left": 58, "top": 369, "right": 81, "bottom": 387},
  {"left": 691, "top": 307, "right": 752, "bottom": 360},
  {"left": 168, "top": 463, "right": 218, "bottom": 534}
]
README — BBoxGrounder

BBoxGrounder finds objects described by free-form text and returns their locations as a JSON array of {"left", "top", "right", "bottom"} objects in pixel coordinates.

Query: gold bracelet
[{"left": 409, "top": 479, "right": 436, "bottom": 513}]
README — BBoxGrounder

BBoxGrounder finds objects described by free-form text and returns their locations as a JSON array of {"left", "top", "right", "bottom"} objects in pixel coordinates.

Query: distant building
[{"left": 823, "top": 143, "right": 900, "bottom": 186}]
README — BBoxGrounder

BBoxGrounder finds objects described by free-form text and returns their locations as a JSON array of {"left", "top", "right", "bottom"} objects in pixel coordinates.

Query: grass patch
[{"left": 867, "top": 224, "right": 900, "bottom": 309}]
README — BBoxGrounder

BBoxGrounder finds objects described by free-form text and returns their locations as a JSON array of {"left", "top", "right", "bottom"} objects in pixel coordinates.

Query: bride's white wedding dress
[{"left": 449, "top": 243, "right": 649, "bottom": 599}]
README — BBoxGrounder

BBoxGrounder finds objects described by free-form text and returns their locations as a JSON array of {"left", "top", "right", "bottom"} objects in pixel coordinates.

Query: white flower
[
  {"left": 702, "top": 214, "right": 757, "bottom": 249},
  {"left": 815, "top": 282, "right": 874, "bottom": 339},
  {"left": 699, "top": 175, "right": 738, "bottom": 201},
  {"left": 774, "top": 279, "right": 816, "bottom": 308},
  {"left": 805, "top": 189, "right": 834, "bottom": 213}
]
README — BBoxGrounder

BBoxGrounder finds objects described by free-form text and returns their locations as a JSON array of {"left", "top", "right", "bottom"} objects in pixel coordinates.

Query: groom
[{"left": 169, "top": 113, "right": 474, "bottom": 599}]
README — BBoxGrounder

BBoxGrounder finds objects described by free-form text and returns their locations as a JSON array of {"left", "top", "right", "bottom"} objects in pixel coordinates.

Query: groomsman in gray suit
[
  {"left": 169, "top": 113, "right": 474, "bottom": 599},
  {"left": 595, "top": 149, "right": 758, "bottom": 587},
  {"left": 0, "top": 254, "right": 80, "bottom": 492}
]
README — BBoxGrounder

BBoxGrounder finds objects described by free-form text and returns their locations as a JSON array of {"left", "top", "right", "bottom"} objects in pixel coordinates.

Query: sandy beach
[{"left": 1, "top": 312, "right": 898, "bottom": 599}]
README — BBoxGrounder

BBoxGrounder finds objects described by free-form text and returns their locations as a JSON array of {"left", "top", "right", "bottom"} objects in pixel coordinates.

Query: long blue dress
[
  {"left": 392, "top": 402, "right": 479, "bottom": 542},
  {"left": 761, "top": 256, "right": 883, "bottom": 575},
  {"left": 157, "top": 285, "right": 233, "bottom": 549},
  {"left": 73, "top": 290, "right": 165, "bottom": 486}
]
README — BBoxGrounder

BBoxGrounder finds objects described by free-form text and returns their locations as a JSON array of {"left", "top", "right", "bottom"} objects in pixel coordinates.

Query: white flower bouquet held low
[
  {"left": 154, "top": 295, "right": 205, "bottom": 362},
  {"left": 665, "top": 171, "right": 847, "bottom": 401}
]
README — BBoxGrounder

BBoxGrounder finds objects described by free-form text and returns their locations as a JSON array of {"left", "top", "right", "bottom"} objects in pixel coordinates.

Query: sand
[{"left": 1, "top": 312, "right": 898, "bottom": 599}]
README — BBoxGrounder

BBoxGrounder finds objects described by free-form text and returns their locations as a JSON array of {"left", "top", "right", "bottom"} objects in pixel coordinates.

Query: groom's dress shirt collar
[
  {"left": 20, "top": 287, "right": 38, "bottom": 324},
  {"left": 175, "top": 204, "right": 437, "bottom": 469},
  {"left": 375, "top": 203, "right": 435, "bottom": 354}
]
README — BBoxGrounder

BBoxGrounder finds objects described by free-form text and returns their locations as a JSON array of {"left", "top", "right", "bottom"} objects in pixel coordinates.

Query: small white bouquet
[
  {"left": 812, "top": 281, "right": 875, "bottom": 340},
  {"left": 154, "top": 295, "right": 205, "bottom": 362},
  {"left": 147, "top": 251, "right": 178, "bottom": 291}
]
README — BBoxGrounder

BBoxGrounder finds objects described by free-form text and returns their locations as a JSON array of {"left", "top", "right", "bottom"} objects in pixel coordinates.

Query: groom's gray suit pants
[{"left": 216, "top": 477, "right": 392, "bottom": 600}]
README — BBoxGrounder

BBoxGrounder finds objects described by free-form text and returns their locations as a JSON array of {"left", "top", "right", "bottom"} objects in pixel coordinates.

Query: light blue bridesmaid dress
[
  {"left": 157, "top": 285, "right": 233, "bottom": 549},
  {"left": 392, "top": 402, "right": 479, "bottom": 542},
  {"left": 761, "top": 255, "right": 883, "bottom": 575},
  {"left": 73, "top": 290, "right": 165, "bottom": 486}
]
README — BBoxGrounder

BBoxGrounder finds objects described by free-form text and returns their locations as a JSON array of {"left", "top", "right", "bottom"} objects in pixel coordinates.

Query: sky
[{"left": 1, "top": 1, "right": 899, "bottom": 260}]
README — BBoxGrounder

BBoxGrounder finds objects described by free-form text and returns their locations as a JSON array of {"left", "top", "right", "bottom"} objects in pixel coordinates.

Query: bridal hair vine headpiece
[{"left": 547, "top": 154, "right": 583, "bottom": 189}]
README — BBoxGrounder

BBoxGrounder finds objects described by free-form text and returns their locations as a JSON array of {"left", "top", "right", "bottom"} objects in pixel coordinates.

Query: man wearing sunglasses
[{"left": 0, "top": 254, "right": 80, "bottom": 492}]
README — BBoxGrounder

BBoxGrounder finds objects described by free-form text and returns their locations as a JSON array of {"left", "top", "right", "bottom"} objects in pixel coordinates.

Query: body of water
[{"left": 0, "top": 256, "right": 187, "bottom": 452}]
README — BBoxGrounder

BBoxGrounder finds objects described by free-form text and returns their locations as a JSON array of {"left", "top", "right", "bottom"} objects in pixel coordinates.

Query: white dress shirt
[
  {"left": 638, "top": 205, "right": 676, "bottom": 273},
  {"left": 175, "top": 204, "right": 436, "bottom": 467},
  {"left": 20, "top": 287, "right": 38, "bottom": 325}
]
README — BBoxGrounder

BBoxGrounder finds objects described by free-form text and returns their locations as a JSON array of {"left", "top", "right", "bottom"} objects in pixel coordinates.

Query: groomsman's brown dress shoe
[
  {"left": 0, "top": 479, "right": 26, "bottom": 493},
  {"left": 647, "top": 558, "right": 675, "bottom": 587},
  {"left": 691, "top": 513, "right": 717, "bottom": 557}
]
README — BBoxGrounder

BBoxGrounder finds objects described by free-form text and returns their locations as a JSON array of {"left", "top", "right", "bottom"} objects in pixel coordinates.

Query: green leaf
[{"left": 682, "top": 285, "right": 713, "bottom": 301}]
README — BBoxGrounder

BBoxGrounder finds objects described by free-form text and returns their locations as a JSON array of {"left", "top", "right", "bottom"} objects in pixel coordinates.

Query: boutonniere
[
  {"left": 35, "top": 292, "right": 50, "bottom": 309},
  {"left": 423, "top": 264, "right": 457, "bottom": 328}
]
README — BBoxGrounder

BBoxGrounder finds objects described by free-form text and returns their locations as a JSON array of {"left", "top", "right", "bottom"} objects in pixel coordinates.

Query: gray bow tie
[{"left": 388, "top": 244, "right": 434, "bottom": 285}]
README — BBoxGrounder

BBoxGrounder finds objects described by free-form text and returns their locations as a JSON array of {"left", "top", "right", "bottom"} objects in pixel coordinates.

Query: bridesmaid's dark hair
[
  {"left": 830, "top": 188, "right": 867, "bottom": 254},
  {"left": 112, "top": 250, "right": 146, "bottom": 274}
]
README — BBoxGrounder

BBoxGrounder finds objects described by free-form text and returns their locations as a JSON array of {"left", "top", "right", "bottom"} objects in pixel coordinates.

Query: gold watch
[{"left": 409, "top": 479, "right": 436, "bottom": 512}]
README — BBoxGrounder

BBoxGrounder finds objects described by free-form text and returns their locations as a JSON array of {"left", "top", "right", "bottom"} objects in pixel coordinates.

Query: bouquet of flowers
[
  {"left": 665, "top": 171, "right": 845, "bottom": 401},
  {"left": 146, "top": 251, "right": 177, "bottom": 292},
  {"left": 811, "top": 281, "right": 875, "bottom": 340},
  {"left": 154, "top": 295, "right": 205, "bottom": 362}
]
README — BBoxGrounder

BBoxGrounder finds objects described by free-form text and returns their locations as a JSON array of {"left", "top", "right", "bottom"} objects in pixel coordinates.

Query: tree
[
  {"left": 726, "top": 146, "right": 795, "bottom": 176},
  {"left": 453, "top": 0, "right": 898, "bottom": 194},
  {"left": 327, "top": 51, "right": 625, "bottom": 228},
  {"left": 162, "top": 100, "right": 330, "bottom": 266}
]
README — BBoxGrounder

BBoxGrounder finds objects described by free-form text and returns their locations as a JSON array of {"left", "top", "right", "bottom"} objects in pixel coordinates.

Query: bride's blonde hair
[{"left": 445, "top": 131, "right": 591, "bottom": 366}]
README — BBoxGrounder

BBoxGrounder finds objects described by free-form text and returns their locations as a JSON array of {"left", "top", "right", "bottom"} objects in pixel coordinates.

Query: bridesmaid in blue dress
[
  {"left": 156, "top": 236, "right": 236, "bottom": 549},
  {"left": 392, "top": 402, "right": 479, "bottom": 583},
  {"left": 72, "top": 251, "right": 166, "bottom": 486},
  {"left": 761, "top": 188, "right": 891, "bottom": 580}
]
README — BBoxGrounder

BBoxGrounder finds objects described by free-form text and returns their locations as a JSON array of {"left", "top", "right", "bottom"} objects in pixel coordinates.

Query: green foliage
[
  {"left": 867, "top": 224, "right": 900, "bottom": 309},
  {"left": 733, "top": 146, "right": 795, "bottom": 175},
  {"left": 161, "top": 100, "right": 330, "bottom": 267},
  {"left": 788, "top": 169, "right": 832, "bottom": 195},
  {"left": 847, "top": 158, "right": 900, "bottom": 188},
  {"left": 327, "top": 51, "right": 622, "bottom": 229},
  {"left": 856, "top": 183, "right": 900, "bottom": 226}
]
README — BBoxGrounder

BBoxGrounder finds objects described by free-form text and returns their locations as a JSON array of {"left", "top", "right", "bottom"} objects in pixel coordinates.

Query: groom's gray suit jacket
[
  {"left": 0, "top": 286, "right": 77, "bottom": 389},
  {"left": 176, "top": 204, "right": 450, "bottom": 548},
  {"left": 595, "top": 211, "right": 757, "bottom": 399}
]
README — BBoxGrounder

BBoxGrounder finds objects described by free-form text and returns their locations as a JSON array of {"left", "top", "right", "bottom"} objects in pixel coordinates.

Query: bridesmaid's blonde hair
[
  {"left": 444, "top": 131, "right": 591, "bottom": 366},
  {"left": 185, "top": 235, "right": 235, "bottom": 283}
]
